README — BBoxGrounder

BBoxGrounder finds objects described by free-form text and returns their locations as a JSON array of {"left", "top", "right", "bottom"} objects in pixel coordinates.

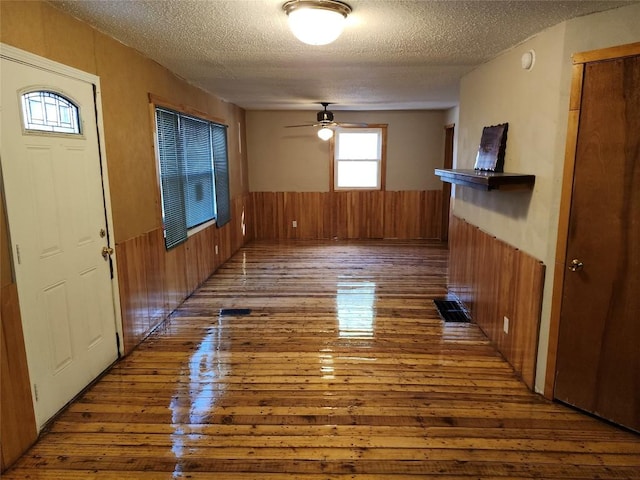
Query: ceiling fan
[{"left": 285, "top": 102, "right": 368, "bottom": 140}]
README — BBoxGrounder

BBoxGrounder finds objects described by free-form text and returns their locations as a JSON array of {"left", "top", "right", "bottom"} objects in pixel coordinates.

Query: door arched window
[{"left": 21, "top": 90, "right": 81, "bottom": 134}]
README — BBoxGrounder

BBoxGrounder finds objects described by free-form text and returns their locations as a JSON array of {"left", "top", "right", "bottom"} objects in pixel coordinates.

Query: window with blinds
[{"left": 155, "top": 107, "right": 230, "bottom": 249}]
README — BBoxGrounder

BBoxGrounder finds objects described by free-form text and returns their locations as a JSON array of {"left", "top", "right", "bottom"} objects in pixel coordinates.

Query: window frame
[
  {"left": 151, "top": 95, "right": 230, "bottom": 250},
  {"left": 330, "top": 125, "right": 387, "bottom": 192}
]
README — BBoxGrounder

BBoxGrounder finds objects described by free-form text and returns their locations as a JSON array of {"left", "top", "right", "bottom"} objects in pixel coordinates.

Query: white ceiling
[{"left": 50, "top": 0, "right": 637, "bottom": 111}]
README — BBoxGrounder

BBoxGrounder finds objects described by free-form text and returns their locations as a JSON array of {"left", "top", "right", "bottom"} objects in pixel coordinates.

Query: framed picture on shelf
[{"left": 474, "top": 123, "right": 508, "bottom": 172}]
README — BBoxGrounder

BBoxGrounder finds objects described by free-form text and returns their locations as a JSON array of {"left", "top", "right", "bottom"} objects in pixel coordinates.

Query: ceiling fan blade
[
  {"left": 283, "top": 102, "right": 369, "bottom": 131},
  {"left": 284, "top": 123, "right": 319, "bottom": 128},
  {"left": 336, "top": 122, "right": 370, "bottom": 127}
]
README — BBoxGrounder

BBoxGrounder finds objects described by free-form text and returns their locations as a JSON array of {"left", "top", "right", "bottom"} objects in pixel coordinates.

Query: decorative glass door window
[{"left": 21, "top": 91, "right": 81, "bottom": 134}]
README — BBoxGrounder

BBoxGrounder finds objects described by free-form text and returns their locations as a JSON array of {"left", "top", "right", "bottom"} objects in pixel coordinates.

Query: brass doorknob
[
  {"left": 101, "top": 246, "right": 114, "bottom": 259},
  {"left": 568, "top": 258, "right": 584, "bottom": 272}
]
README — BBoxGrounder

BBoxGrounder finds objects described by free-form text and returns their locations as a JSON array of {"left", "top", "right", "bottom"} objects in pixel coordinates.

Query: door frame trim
[
  {"left": 544, "top": 41, "right": 640, "bottom": 399},
  {"left": 440, "top": 124, "right": 455, "bottom": 243},
  {"left": 0, "top": 43, "right": 124, "bottom": 360}
]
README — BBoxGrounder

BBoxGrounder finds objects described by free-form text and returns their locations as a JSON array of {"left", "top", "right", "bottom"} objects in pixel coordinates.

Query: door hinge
[
  {"left": 33, "top": 384, "right": 39, "bottom": 402},
  {"left": 16, "top": 244, "right": 21, "bottom": 264}
]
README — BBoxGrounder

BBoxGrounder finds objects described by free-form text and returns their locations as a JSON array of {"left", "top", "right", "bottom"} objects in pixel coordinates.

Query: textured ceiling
[{"left": 50, "top": 0, "right": 636, "bottom": 111}]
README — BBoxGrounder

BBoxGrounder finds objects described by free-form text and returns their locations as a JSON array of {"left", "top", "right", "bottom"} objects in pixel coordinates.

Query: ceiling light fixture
[
  {"left": 317, "top": 127, "right": 334, "bottom": 141},
  {"left": 283, "top": 0, "right": 352, "bottom": 46}
]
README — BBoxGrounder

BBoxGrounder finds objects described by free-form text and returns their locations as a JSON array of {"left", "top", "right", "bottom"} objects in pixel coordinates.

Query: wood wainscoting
[
  {"left": 251, "top": 190, "right": 442, "bottom": 240},
  {"left": 1, "top": 283, "right": 38, "bottom": 470},
  {"left": 448, "top": 216, "right": 545, "bottom": 389},
  {"left": 115, "top": 194, "right": 252, "bottom": 354}
]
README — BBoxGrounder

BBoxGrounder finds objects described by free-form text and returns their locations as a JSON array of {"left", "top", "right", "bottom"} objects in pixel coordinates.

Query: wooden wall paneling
[
  {"left": 220, "top": 216, "right": 234, "bottom": 263},
  {"left": 251, "top": 190, "right": 442, "bottom": 241},
  {"left": 332, "top": 192, "right": 349, "bottom": 239},
  {"left": 513, "top": 253, "right": 545, "bottom": 389},
  {"left": 184, "top": 229, "right": 206, "bottom": 292},
  {"left": 496, "top": 244, "right": 517, "bottom": 367},
  {"left": 143, "top": 228, "right": 167, "bottom": 331},
  {"left": 468, "top": 224, "right": 483, "bottom": 321},
  {"left": 1, "top": 283, "right": 37, "bottom": 471},
  {"left": 382, "top": 191, "right": 399, "bottom": 238},
  {"left": 384, "top": 191, "right": 422, "bottom": 239},
  {"left": 252, "top": 192, "right": 281, "bottom": 240},
  {"left": 447, "top": 216, "right": 468, "bottom": 304},
  {"left": 242, "top": 193, "right": 255, "bottom": 244},
  {"left": 282, "top": 192, "right": 298, "bottom": 239},
  {"left": 309, "top": 192, "right": 331, "bottom": 240},
  {"left": 421, "top": 190, "right": 443, "bottom": 239},
  {"left": 116, "top": 237, "right": 150, "bottom": 353},
  {"left": 298, "top": 192, "right": 331, "bottom": 240},
  {"left": 334, "top": 191, "right": 378, "bottom": 239},
  {"left": 163, "top": 241, "right": 189, "bottom": 314},
  {"left": 448, "top": 216, "right": 545, "bottom": 390},
  {"left": 230, "top": 195, "right": 250, "bottom": 250},
  {"left": 282, "top": 192, "right": 300, "bottom": 239},
  {"left": 183, "top": 233, "right": 199, "bottom": 293},
  {"left": 338, "top": 191, "right": 385, "bottom": 239},
  {"left": 203, "top": 227, "right": 217, "bottom": 281},
  {"left": 366, "top": 191, "right": 385, "bottom": 238},
  {"left": 473, "top": 229, "right": 497, "bottom": 337},
  {"left": 249, "top": 192, "right": 264, "bottom": 239}
]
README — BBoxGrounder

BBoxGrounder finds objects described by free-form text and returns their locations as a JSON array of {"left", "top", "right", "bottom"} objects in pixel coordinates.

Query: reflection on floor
[{"left": 5, "top": 240, "right": 639, "bottom": 479}]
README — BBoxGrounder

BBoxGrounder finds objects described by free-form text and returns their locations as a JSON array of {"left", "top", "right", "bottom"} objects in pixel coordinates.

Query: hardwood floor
[{"left": 5, "top": 240, "right": 639, "bottom": 479}]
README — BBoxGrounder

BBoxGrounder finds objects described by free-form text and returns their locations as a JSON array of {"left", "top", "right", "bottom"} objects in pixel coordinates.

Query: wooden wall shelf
[{"left": 435, "top": 169, "right": 535, "bottom": 191}]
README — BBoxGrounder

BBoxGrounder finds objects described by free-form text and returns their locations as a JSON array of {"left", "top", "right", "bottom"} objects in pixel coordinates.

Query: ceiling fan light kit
[
  {"left": 283, "top": 0, "right": 352, "bottom": 46},
  {"left": 317, "top": 127, "right": 334, "bottom": 140},
  {"left": 285, "top": 102, "right": 368, "bottom": 141}
]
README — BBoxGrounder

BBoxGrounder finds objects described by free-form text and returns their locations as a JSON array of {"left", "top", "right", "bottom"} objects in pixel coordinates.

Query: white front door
[{"left": 1, "top": 55, "right": 119, "bottom": 428}]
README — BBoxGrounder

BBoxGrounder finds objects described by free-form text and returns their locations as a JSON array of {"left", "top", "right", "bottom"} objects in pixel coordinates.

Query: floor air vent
[
  {"left": 219, "top": 308, "right": 252, "bottom": 316},
  {"left": 434, "top": 299, "right": 469, "bottom": 323}
]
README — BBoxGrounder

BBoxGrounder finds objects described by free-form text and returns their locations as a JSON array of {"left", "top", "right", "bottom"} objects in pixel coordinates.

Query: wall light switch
[
  {"left": 503, "top": 316, "right": 510, "bottom": 334},
  {"left": 292, "top": 220, "right": 297, "bottom": 228}
]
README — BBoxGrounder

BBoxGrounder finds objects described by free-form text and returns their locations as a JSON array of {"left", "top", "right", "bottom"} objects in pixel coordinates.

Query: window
[
  {"left": 21, "top": 91, "right": 81, "bottom": 134},
  {"left": 155, "top": 107, "right": 230, "bottom": 249},
  {"left": 334, "top": 127, "right": 386, "bottom": 190}
]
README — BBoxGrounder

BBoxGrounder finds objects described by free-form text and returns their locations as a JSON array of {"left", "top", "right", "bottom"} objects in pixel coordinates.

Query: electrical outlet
[
  {"left": 215, "top": 245, "right": 219, "bottom": 255},
  {"left": 292, "top": 220, "right": 297, "bottom": 228},
  {"left": 503, "top": 316, "right": 510, "bottom": 334}
]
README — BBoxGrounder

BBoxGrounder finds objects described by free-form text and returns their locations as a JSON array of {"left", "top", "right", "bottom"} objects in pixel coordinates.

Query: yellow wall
[
  {"left": 246, "top": 109, "right": 446, "bottom": 192},
  {"left": 0, "top": 2, "right": 251, "bottom": 464},
  {"left": 0, "top": 0, "right": 249, "bottom": 245}
]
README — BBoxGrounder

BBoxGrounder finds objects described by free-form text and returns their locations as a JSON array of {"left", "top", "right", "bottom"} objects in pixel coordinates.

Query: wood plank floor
[{"left": 5, "top": 240, "right": 639, "bottom": 479}]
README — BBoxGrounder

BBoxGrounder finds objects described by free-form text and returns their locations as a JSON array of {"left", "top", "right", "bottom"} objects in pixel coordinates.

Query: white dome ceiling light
[
  {"left": 283, "top": 0, "right": 352, "bottom": 46},
  {"left": 317, "top": 127, "right": 334, "bottom": 141}
]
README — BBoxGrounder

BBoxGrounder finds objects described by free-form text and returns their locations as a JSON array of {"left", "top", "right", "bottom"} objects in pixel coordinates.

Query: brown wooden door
[{"left": 555, "top": 55, "right": 640, "bottom": 432}]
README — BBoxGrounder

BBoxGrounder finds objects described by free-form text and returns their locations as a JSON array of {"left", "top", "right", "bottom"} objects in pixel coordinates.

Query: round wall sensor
[{"left": 521, "top": 50, "right": 536, "bottom": 71}]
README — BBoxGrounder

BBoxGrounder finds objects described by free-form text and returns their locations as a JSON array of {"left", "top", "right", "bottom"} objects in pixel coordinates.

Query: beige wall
[
  {"left": 455, "top": 3, "right": 640, "bottom": 393},
  {"left": 0, "top": 0, "right": 249, "bottom": 245},
  {"left": 246, "top": 110, "right": 446, "bottom": 192}
]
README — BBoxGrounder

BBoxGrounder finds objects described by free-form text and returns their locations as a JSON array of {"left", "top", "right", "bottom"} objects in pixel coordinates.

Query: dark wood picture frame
[{"left": 474, "top": 123, "right": 508, "bottom": 172}]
